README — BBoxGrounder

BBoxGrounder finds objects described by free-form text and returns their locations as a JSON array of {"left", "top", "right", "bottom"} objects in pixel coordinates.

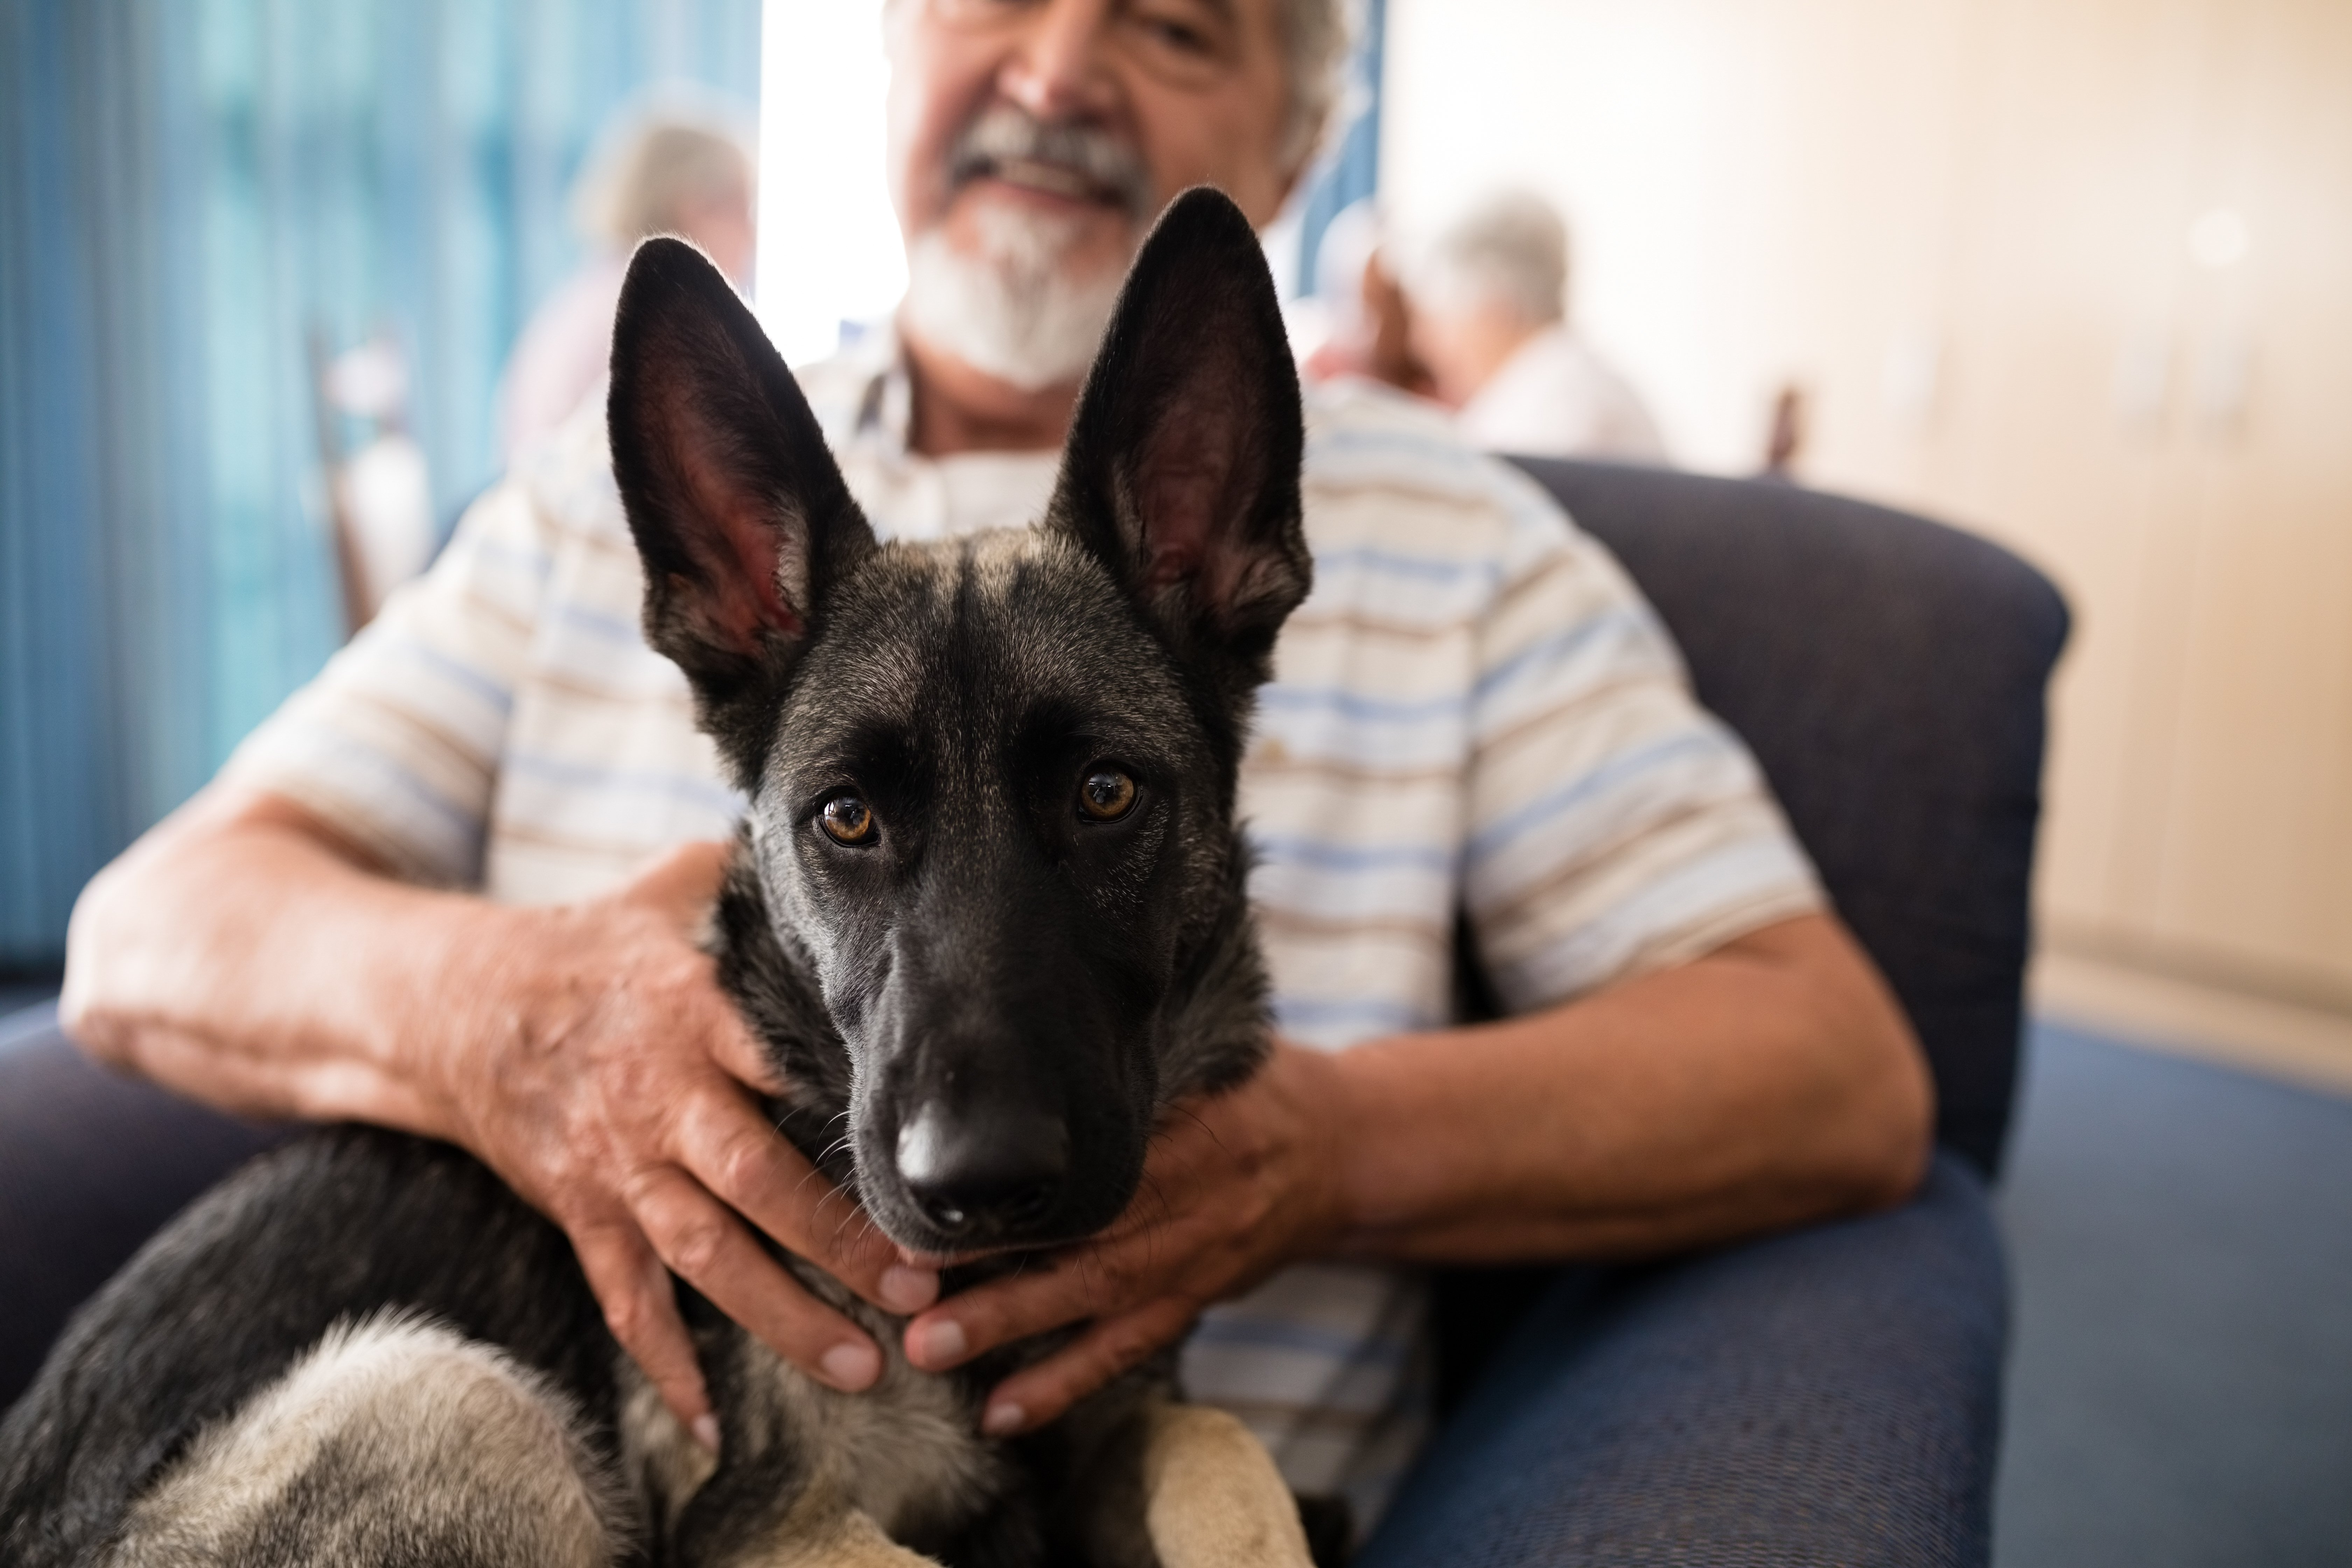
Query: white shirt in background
[
  {"left": 1455, "top": 322, "right": 1669, "bottom": 464},
  {"left": 496, "top": 254, "right": 630, "bottom": 464}
]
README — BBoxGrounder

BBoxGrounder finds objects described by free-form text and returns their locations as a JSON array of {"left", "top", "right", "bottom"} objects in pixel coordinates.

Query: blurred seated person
[
  {"left": 496, "top": 93, "right": 756, "bottom": 462},
  {"left": 1408, "top": 189, "right": 1667, "bottom": 463},
  {"left": 1297, "top": 198, "right": 1433, "bottom": 396}
]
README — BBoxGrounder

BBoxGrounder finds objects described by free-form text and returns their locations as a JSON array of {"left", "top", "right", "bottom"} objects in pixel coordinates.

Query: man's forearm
[
  {"left": 61, "top": 786, "right": 494, "bottom": 1136},
  {"left": 1321, "top": 912, "right": 1934, "bottom": 1264}
]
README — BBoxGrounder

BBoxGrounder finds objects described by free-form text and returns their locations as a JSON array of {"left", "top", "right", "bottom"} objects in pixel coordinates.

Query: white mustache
[{"left": 946, "top": 105, "right": 1154, "bottom": 219}]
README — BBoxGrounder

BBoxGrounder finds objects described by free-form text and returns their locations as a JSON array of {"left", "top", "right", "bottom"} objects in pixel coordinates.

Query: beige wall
[{"left": 1382, "top": 0, "right": 2352, "bottom": 1010}]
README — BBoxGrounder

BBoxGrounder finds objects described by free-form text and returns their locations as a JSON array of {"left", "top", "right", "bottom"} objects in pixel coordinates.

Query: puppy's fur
[{"left": 0, "top": 189, "right": 1321, "bottom": 1568}]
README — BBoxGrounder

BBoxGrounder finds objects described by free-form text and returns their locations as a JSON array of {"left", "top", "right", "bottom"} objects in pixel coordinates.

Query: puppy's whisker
[
  {"left": 1174, "top": 1104, "right": 1230, "bottom": 1157},
  {"left": 1128, "top": 1175, "right": 1175, "bottom": 1279}
]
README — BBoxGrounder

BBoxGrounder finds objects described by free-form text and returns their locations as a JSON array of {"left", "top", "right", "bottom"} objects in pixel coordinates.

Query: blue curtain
[
  {"left": 1296, "top": 0, "right": 1384, "bottom": 298},
  {"left": 0, "top": 0, "right": 759, "bottom": 965}
]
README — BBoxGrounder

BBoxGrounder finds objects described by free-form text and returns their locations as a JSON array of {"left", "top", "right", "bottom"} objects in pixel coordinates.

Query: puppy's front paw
[{"left": 1142, "top": 1405, "right": 1316, "bottom": 1568}]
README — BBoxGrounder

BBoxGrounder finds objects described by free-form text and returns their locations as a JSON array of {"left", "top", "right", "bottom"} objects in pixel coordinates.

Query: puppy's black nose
[{"left": 896, "top": 1102, "right": 1069, "bottom": 1237}]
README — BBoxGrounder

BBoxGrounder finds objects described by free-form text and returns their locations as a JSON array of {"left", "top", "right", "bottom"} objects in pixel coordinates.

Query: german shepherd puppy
[{"left": 0, "top": 188, "right": 1321, "bottom": 1568}]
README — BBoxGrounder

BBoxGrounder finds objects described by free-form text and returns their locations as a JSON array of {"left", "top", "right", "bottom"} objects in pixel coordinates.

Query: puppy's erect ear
[
  {"left": 1046, "top": 188, "right": 1312, "bottom": 716},
  {"left": 608, "top": 237, "right": 877, "bottom": 788}
]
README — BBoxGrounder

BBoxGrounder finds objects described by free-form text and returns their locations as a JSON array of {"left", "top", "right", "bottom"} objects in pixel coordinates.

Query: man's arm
[
  {"left": 1324, "top": 911, "right": 1931, "bottom": 1261},
  {"left": 61, "top": 785, "right": 942, "bottom": 1445},
  {"left": 897, "top": 910, "right": 1932, "bottom": 1434}
]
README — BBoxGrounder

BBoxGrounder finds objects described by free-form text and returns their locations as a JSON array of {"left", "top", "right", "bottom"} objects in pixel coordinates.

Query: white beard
[{"left": 899, "top": 202, "right": 1130, "bottom": 393}]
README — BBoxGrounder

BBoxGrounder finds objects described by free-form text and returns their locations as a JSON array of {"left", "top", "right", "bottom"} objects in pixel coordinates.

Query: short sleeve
[
  {"left": 1460, "top": 470, "right": 1823, "bottom": 1010},
  {"left": 217, "top": 479, "right": 551, "bottom": 887}
]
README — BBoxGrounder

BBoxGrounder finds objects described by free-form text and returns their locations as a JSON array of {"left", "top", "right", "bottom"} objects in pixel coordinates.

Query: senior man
[{"left": 58, "top": 0, "right": 1939, "bottom": 1552}]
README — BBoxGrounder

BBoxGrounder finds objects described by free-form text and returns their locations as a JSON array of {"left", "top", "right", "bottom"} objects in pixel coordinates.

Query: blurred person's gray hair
[
  {"left": 571, "top": 88, "right": 756, "bottom": 248},
  {"left": 1423, "top": 190, "right": 1570, "bottom": 327}
]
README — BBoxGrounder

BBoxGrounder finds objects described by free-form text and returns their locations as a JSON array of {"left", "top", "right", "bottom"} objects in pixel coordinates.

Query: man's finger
[
  {"left": 903, "top": 1244, "right": 1147, "bottom": 1372},
  {"left": 670, "top": 1084, "right": 937, "bottom": 1315},
  {"left": 979, "top": 1298, "right": 1198, "bottom": 1435},
  {"left": 572, "top": 1220, "right": 717, "bottom": 1449},
  {"left": 706, "top": 1012, "right": 788, "bottom": 1096},
  {"left": 628, "top": 838, "right": 734, "bottom": 911},
  {"left": 625, "top": 1164, "right": 886, "bottom": 1393}
]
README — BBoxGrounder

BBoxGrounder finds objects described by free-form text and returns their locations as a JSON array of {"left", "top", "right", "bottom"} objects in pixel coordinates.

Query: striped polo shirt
[{"left": 223, "top": 331, "right": 1821, "bottom": 1525}]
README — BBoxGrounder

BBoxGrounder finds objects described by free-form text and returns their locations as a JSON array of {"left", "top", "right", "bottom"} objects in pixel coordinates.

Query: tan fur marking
[
  {"left": 732, "top": 1500, "right": 943, "bottom": 1568},
  {"left": 1141, "top": 1404, "right": 1316, "bottom": 1568},
  {"left": 721, "top": 1325, "right": 1000, "bottom": 1540},
  {"left": 107, "top": 1314, "right": 624, "bottom": 1568}
]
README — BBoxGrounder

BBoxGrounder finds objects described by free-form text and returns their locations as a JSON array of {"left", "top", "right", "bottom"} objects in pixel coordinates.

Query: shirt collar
[{"left": 806, "top": 319, "right": 913, "bottom": 456}]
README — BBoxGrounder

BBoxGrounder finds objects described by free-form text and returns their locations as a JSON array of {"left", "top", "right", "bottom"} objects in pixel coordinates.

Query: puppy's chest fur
[
  {"left": 628, "top": 1253, "right": 1165, "bottom": 1561},
  {"left": 636, "top": 1284, "right": 996, "bottom": 1537}
]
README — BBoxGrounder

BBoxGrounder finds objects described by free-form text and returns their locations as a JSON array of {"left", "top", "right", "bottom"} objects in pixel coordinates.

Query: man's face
[{"left": 886, "top": 0, "right": 1297, "bottom": 389}]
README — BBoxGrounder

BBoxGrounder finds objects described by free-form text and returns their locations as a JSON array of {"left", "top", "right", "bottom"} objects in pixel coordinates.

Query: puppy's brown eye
[
  {"left": 1078, "top": 768, "right": 1138, "bottom": 821},
  {"left": 819, "top": 794, "right": 876, "bottom": 845}
]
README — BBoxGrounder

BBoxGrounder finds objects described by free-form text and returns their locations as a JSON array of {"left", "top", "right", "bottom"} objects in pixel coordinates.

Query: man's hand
[
  {"left": 422, "top": 841, "right": 942, "bottom": 1447},
  {"left": 898, "top": 1042, "right": 1350, "bottom": 1435}
]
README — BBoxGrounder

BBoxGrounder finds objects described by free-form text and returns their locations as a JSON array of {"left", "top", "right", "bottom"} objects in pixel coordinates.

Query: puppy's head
[{"left": 610, "top": 189, "right": 1309, "bottom": 1254}]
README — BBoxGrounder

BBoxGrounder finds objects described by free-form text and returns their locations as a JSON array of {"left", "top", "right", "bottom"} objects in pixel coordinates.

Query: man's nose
[
  {"left": 896, "top": 1098, "right": 1071, "bottom": 1238},
  {"left": 997, "top": 0, "right": 1119, "bottom": 124}
]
